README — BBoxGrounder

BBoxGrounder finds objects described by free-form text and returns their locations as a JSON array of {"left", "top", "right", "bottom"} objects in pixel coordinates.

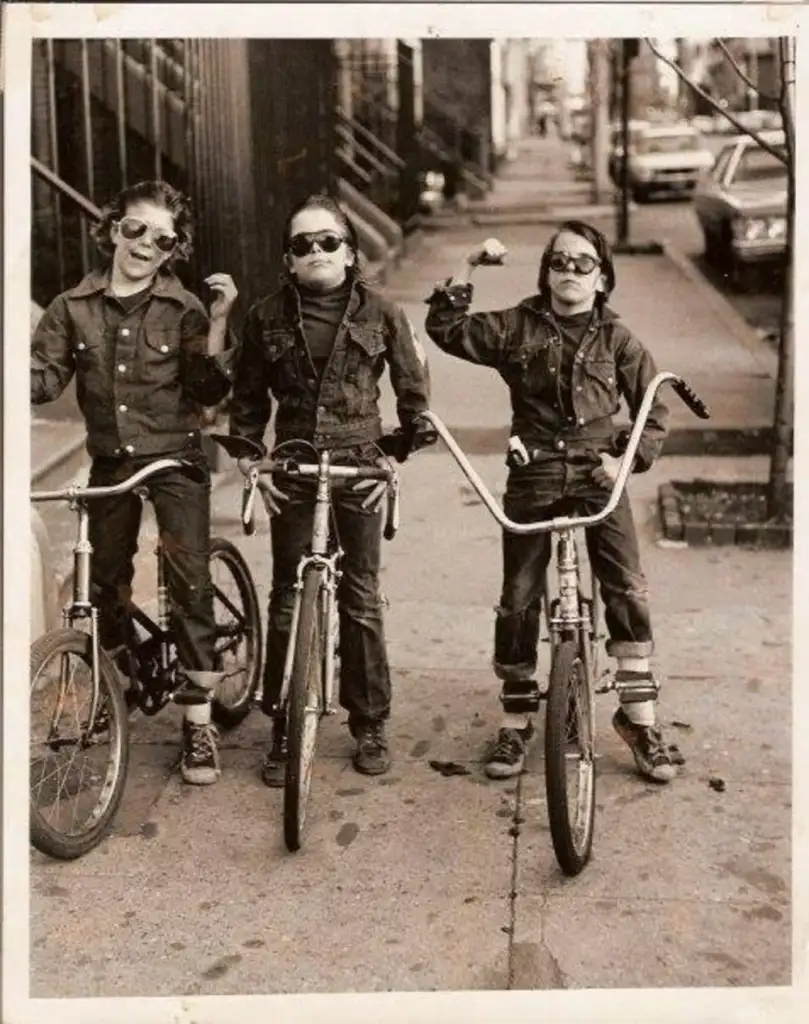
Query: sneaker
[
  {"left": 261, "top": 720, "right": 287, "bottom": 788},
  {"left": 181, "top": 719, "right": 221, "bottom": 786},
  {"left": 612, "top": 707, "right": 677, "bottom": 784},
  {"left": 352, "top": 720, "right": 391, "bottom": 776},
  {"left": 485, "top": 723, "right": 535, "bottom": 779}
]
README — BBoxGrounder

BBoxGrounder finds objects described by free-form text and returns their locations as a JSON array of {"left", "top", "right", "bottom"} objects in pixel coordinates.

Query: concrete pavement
[{"left": 27, "top": 134, "right": 794, "bottom": 1006}]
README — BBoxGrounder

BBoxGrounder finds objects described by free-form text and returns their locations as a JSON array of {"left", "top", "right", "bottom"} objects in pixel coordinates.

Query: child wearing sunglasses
[
  {"left": 228, "top": 194, "right": 433, "bottom": 783},
  {"left": 424, "top": 220, "right": 680, "bottom": 785},
  {"left": 31, "top": 179, "right": 239, "bottom": 786}
]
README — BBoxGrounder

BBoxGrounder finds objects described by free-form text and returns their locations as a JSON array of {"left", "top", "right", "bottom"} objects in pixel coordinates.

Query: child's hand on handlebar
[
  {"left": 592, "top": 452, "right": 622, "bottom": 490},
  {"left": 351, "top": 458, "right": 390, "bottom": 512},
  {"left": 236, "top": 457, "right": 289, "bottom": 517}
]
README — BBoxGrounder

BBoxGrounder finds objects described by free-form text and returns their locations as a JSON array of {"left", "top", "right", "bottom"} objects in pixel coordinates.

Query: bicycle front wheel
[
  {"left": 209, "top": 537, "right": 262, "bottom": 730},
  {"left": 30, "top": 628, "right": 130, "bottom": 860},
  {"left": 283, "top": 567, "right": 325, "bottom": 853},
  {"left": 544, "top": 638, "right": 596, "bottom": 876}
]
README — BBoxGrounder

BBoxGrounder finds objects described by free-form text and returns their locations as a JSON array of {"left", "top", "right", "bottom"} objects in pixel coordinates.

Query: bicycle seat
[{"left": 208, "top": 432, "right": 265, "bottom": 462}]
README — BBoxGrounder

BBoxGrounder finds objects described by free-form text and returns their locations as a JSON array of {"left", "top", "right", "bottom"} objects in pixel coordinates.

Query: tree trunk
[{"left": 767, "top": 40, "right": 795, "bottom": 522}]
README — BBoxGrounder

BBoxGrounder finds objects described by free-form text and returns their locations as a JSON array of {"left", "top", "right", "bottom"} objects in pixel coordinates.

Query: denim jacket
[
  {"left": 31, "top": 268, "right": 237, "bottom": 459},
  {"left": 228, "top": 277, "right": 431, "bottom": 452},
  {"left": 425, "top": 283, "right": 668, "bottom": 470}
]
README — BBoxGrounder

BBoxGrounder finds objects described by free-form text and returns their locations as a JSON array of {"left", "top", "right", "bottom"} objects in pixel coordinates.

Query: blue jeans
[
  {"left": 88, "top": 446, "right": 218, "bottom": 672},
  {"left": 262, "top": 475, "right": 391, "bottom": 725},
  {"left": 495, "top": 454, "right": 653, "bottom": 703}
]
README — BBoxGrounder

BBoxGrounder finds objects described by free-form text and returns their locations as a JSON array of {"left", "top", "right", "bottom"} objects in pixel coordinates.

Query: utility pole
[
  {"left": 613, "top": 38, "right": 659, "bottom": 256},
  {"left": 588, "top": 39, "right": 610, "bottom": 204},
  {"left": 616, "top": 38, "right": 639, "bottom": 247}
]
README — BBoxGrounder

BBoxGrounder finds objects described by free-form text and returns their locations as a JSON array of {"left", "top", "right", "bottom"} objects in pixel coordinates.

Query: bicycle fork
[{"left": 277, "top": 451, "right": 342, "bottom": 718}]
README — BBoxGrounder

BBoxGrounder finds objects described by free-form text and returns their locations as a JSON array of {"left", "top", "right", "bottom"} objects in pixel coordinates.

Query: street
[{"left": 27, "top": 141, "right": 792, "bottom": 999}]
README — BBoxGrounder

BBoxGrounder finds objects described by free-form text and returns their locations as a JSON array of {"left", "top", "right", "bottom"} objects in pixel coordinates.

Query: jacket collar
[
  {"left": 66, "top": 266, "right": 187, "bottom": 304},
  {"left": 518, "top": 293, "right": 620, "bottom": 326},
  {"left": 281, "top": 272, "right": 367, "bottom": 323}
]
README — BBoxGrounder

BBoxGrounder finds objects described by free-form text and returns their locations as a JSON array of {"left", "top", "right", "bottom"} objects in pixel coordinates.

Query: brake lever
[
  {"left": 383, "top": 473, "right": 400, "bottom": 541},
  {"left": 241, "top": 466, "right": 259, "bottom": 535}
]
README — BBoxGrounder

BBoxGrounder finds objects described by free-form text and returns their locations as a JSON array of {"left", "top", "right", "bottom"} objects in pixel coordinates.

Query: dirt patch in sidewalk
[{"left": 659, "top": 479, "right": 793, "bottom": 549}]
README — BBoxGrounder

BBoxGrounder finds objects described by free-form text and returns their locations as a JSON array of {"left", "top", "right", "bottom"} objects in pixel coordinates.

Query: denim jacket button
[
  {"left": 556, "top": 439, "right": 566, "bottom": 451},
  {"left": 121, "top": 328, "right": 130, "bottom": 338}
]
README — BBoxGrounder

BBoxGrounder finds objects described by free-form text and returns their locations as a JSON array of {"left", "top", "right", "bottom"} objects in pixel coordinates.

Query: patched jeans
[
  {"left": 87, "top": 446, "right": 218, "bottom": 672},
  {"left": 263, "top": 475, "right": 391, "bottom": 725},
  {"left": 495, "top": 454, "right": 653, "bottom": 703}
]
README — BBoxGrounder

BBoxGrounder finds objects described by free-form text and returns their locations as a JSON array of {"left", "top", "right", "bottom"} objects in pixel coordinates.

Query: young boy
[
  {"left": 31, "top": 179, "right": 238, "bottom": 785},
  {"left": 424, "top": 220, "right": 680, "bottom": 784}
]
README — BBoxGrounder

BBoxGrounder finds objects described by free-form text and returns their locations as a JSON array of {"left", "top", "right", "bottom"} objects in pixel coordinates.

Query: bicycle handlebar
[
  {"left": 414, "top": 371, "right": 711, "bottom": 536},
  {"left": 30, "top": 457, "right": 192, "bottom": 504},
  {"left": 208, "top": 433, "right": 400, "bottom": 540}
]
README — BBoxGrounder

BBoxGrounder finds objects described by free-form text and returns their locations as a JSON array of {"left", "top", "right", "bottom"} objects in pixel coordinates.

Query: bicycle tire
[
  {"left": 209, "top": 537, "right": 262, "bottom": 730},
  {"left": 544, "top": 638, "right": 596, "bottom": 876},
  {"left": 283, "top": 567, "right": 325, "bottom": 853},
  {"left": 30, "top": 628, "right": 130, "bottom": 860}
]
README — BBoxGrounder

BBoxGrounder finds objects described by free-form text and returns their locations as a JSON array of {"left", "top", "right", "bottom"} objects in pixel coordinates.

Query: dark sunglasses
[
  {"left": 287, "top": 231, "right": 347, "bottom": 258},
  {"left": 548, "top": 251, "right": 601, "bottom": 275},
  {"left": 117, "top": 216, "right": 178, "bottom": 253}
]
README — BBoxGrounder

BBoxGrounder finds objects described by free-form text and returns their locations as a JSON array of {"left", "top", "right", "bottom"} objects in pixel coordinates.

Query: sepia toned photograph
[{"left": 3, "top": 4, "right": 805, "bottom": 1023}]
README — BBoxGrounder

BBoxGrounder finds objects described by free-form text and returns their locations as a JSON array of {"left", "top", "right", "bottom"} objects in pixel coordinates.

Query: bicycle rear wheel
[
  {"left": 30, "top": 628, "right": 130, "bottom": 860},
  {"left": 544, "top": 637, "right": 596, "bottom": 876},
  {"left": 283, "top": 567, "right": 325, "bottom": 852},
  {"left": 209, "top": 537, "right": 262, "bottom": 730}
]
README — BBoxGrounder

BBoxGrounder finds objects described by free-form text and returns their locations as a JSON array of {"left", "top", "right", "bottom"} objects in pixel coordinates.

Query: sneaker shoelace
[
  {"left": 492, "top": 729, "right": 525, "bottom": 764},
  {"left": 187, "top": 722, "right": 218, "bottom": 763}
]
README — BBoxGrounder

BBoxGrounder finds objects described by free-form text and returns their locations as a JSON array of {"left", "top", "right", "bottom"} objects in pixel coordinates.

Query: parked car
[
  {"left": 609, "top": 123, "right": 714, "bottom": 201},
  {"left": 692, "top": 128, "right": 787, "bottom": 286}
]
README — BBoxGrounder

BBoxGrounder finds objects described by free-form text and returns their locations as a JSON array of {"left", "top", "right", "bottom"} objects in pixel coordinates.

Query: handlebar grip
[{"left": 673, "top": 379, "right": 711, "bottom": 420}]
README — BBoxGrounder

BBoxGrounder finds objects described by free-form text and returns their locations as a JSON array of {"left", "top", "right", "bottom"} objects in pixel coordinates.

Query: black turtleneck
[{"left": 298, "top": 279, "right": 352, "bottom": 380}]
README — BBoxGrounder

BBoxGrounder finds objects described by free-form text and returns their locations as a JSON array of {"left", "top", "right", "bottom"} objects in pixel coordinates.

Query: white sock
[
  {"left": 617, "top": 657, "right": 649, "bottom": 674},
  {"left": 184, "top": 701, "right": 212, "bottom": 726},
  {"left": 616, "top": 658, "right": 656, "bottom": 726},
  {"left": 622, "top": 700, "right": 656, "bottom": 727},
  {"left": 501, "top": 712, "right": 531, "bottom": 731}
]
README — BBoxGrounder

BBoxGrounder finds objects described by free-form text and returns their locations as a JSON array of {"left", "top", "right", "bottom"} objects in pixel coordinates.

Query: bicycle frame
[
  {"left": 32, "top": 458, "right": 192, "bottom": 721},
  {"left": 277, "top": 450, "right": 343, "bottom": 718},
  {"left": 415, "top": 370, "right": 710, "bottom": 694}
]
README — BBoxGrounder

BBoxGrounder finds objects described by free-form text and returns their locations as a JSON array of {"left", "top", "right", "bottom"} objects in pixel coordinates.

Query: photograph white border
[{"left": 4, "top": 3, "right": 807, "bottom": 1022}]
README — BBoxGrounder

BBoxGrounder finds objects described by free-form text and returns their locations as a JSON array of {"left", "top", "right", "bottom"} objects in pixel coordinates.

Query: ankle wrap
[{"left": 614, "top": 670, "right": 659, "bottom": 704}]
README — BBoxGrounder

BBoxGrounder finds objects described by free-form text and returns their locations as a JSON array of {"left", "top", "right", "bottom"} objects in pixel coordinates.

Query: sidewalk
[{"left": 28, "top": 139, "right": 793, "bottom": 1004}]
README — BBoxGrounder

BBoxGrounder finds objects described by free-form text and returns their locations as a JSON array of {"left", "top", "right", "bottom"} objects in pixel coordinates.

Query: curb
[
  {"left": 657, "top": 238, "right": 777, "bottom": 381},
  {"left": 31, "top": 433, "right": 87, "bottom": 486},
  {"left": 658, "top": 480, "right": 792, "bottom": 549}
]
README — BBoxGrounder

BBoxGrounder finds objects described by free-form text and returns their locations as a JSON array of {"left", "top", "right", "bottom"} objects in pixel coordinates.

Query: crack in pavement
[{"left": 506, "top": 772, "right": 568, "bottom": 991}]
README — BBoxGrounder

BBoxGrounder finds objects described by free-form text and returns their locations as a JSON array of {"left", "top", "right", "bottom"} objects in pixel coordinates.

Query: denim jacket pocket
[
  {"left": 579, "top": 356, "right": 619, "bottom": 411},
  {"left": 344, "top": 324, "right": 387, "bottom": 383},
  {"left": 143, "top": 327, "right": 181, "bottom": 361},
  {"left": 262, "top": 327, "right": 296, "bottom": 363}
]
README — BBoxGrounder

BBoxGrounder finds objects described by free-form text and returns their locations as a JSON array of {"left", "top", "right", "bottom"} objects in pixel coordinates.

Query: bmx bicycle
[
  {"left": 210, "top": 432, "right": 403, "bottom": 853},
  {"left": 415, "top": 371, "right": 710, "bottom": 875},
  {"left": 29, "top": 457, "right": 262, "bottom": 861}
]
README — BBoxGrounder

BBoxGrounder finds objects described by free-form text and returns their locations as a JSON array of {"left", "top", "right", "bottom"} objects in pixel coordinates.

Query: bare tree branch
[
  {"left": 714, "top": 39, "right": 779, "bottom": 105},
  {"left": 642, "top": 38, "right": 788, "bottom": 165}
]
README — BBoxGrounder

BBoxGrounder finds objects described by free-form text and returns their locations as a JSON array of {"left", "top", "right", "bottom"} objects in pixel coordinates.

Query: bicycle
[
  {"left": 210, "top": 432, "right": 403, "bottom": 853},
  {"left": 414, "top": 371, "right": 710, "bottom": 876},
  {"left": 29, "top": 457, "right": 262, "bottom": 861}
]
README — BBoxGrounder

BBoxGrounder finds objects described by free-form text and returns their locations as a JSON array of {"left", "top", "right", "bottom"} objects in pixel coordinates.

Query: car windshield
[
  {"left": 636, "top": 133, "right": 699, "bottom": 154},
  {"left": 731, "top": 145, "right": 787, "bottom": 184}
]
